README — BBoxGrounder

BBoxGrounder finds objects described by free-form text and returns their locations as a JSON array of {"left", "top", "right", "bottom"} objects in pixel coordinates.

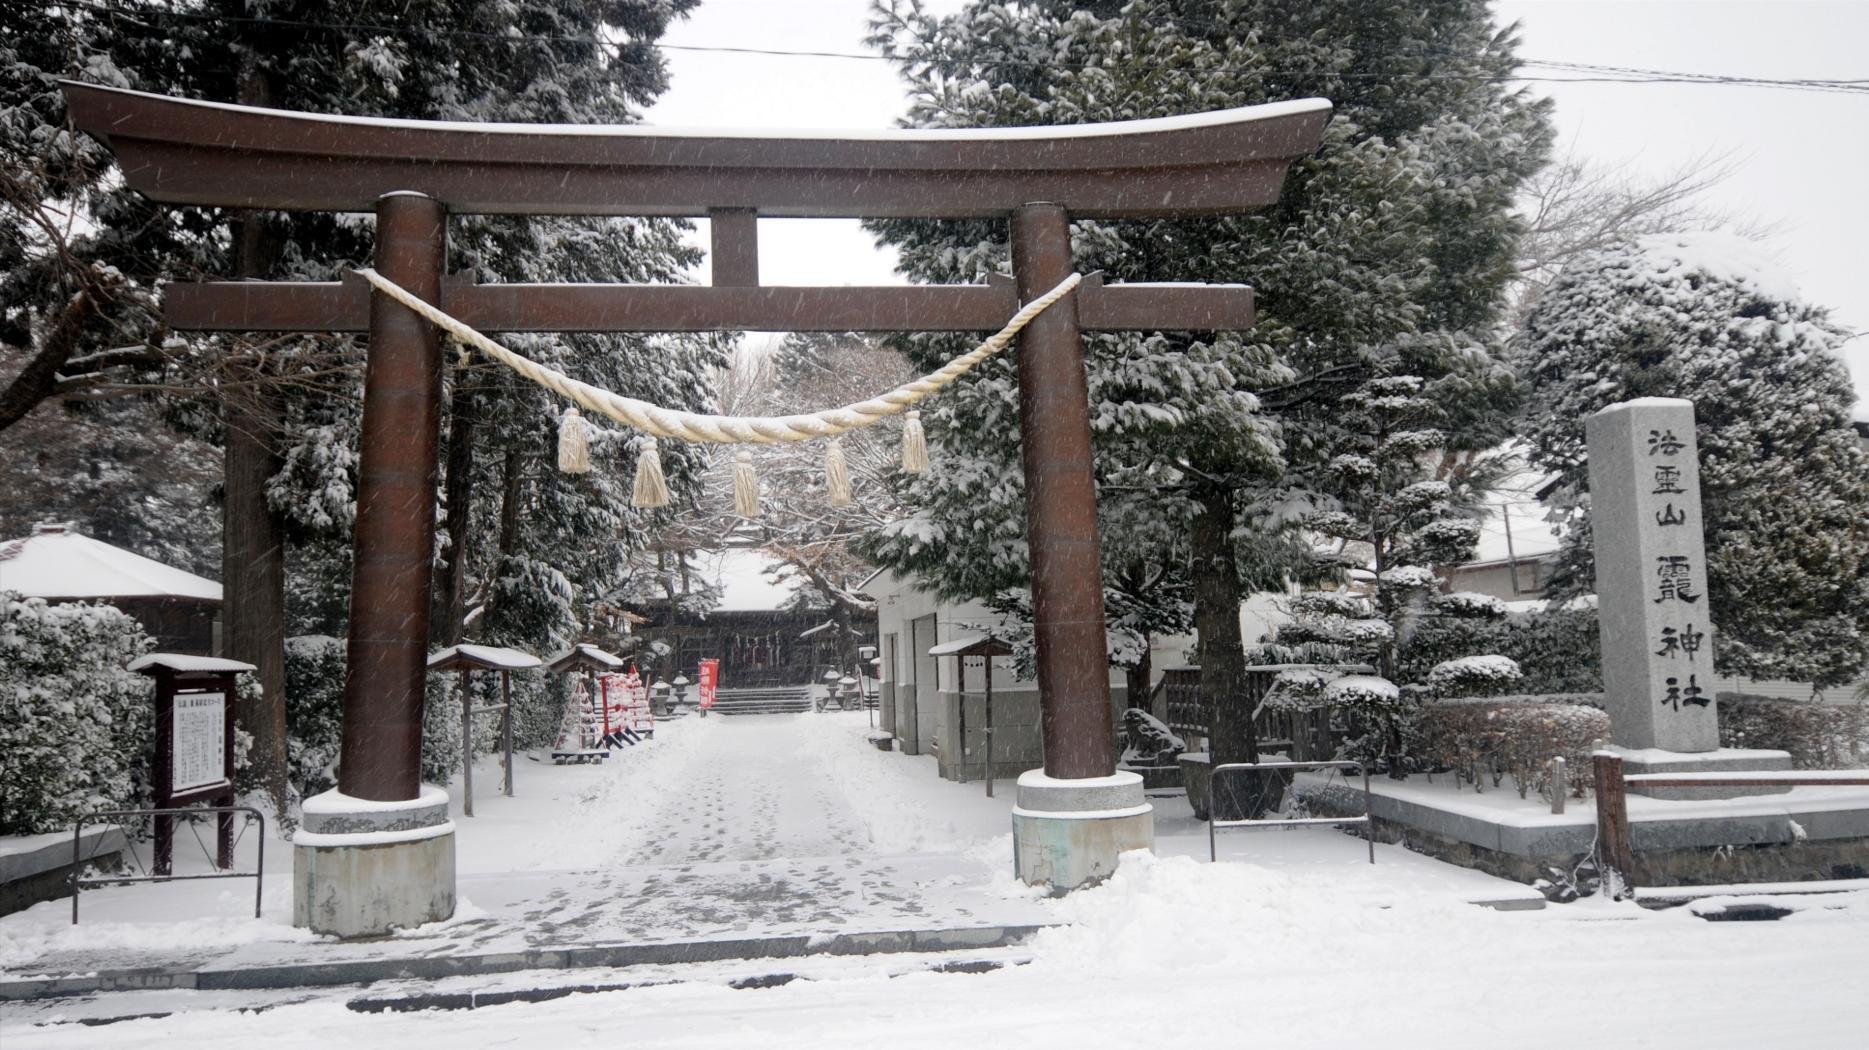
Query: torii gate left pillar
[{"left": 63, "top": 81, "right": 1329, "bottom": 931}]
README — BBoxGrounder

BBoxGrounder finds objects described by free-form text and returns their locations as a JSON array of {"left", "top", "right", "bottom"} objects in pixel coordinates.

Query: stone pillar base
[
  {"left": 1012, "top": 770, "right": 1153, "bottom": 893},
  {"left": 1614, "top": 746, "right": 1793, "bottom": 800},
  {"left": 293, "top": 785, "right": 456, "bottom": 937}
]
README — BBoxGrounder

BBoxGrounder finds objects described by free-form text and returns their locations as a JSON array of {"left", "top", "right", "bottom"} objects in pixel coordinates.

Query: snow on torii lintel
[{"left": 63, "top": 80, "right": 1329, "bottom": 142}]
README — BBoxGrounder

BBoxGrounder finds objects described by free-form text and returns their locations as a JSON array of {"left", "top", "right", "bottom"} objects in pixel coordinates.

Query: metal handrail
[
  {"left": 72, "top": 806, "right": 264, "bottom": 923},
  {"left": 1208, "top": 760, "right": 1374, "bottom": 864}
]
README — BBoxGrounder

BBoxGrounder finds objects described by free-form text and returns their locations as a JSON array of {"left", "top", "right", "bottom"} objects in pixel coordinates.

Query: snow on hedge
[
  {"left": 1428, "top": 655, "right": 1524, "bottom": 697},
  {"left": 1322, "top": 674, "right": 1402, "bottom": 712},
  {"left": 0, "top": 594, "right": 153, "bottom": 835}
]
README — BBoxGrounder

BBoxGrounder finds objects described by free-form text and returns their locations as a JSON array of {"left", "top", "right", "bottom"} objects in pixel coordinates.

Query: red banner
[{"left": 697, "top": 658, "right": 719, "bottom": 710}]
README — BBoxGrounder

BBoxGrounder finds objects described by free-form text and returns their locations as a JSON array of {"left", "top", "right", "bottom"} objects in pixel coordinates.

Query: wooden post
[
  {"left": 338, "top": 191, "right": 446, "bottom": 802},
  {"left": 1011, "top": 202, "right": 1114, "bottom": 780},
  {"left": 501, "top": 670, "right": 514, "bottom": 797},
  {"left": 460, "top": 668, "right": 474, "bottom": 818},
  {"left": 985, "top": 658, "right": 996, "bottom": 799},
  {"left": 1593, "top": 752, "right": 1635, "bottom": 893}
]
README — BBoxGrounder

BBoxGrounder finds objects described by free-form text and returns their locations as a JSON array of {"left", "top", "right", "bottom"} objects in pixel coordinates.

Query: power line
[{"left": 43, "top": 0, "right": 1869, "bottom": 97}]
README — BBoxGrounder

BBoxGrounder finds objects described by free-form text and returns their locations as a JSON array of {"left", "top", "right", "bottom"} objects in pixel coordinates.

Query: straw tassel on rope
[
  {"left": 900, "top": 410, "right": 928, "bottom": 474},
  {"left": 632, "top": 436, "right": 670, "bottom": 508},
  {"left": 557, "top": 408, "right": 591, "bottom": 474},
  {"left": 732, "top": 450, "right": 760, "bottom": 518},
  {"left": 824, "top": 439, "right": 852, "bottom": 507}
]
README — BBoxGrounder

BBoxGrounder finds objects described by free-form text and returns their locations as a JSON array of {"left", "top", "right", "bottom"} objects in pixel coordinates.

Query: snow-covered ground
[{"left": 5, "top": 712, "right": 1869, "bottom": 1047}]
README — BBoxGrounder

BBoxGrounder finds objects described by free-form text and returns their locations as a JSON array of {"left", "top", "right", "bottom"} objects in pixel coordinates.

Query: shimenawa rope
[{"left": 352, "top": 267, "right": 1081, "bottom": 511}]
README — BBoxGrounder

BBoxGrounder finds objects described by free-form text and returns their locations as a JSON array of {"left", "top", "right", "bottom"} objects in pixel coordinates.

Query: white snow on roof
[
  {"left": 427, "top": 643, "right": 542, "bottom": 669},
  {"left": 698, "top": 548, "right": 807, "bottom": 612},
  {"left": 128, "top": 653, "right": 256, "bottom": 674},
  {"left": 548, "top": 642, "right": 625, "bottom": 668},
  {"left": 0, "top": 525, "right": 221, "bottom": 601}
]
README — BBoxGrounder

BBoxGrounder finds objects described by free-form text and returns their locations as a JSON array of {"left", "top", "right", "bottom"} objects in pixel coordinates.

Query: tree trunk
[
  {"left": 434, "top": 378, "right": 476, "bottom": 645},
  {"left": 223, "top": 205, "right": 289, "bottom": 814},
  {"left": 1191, "top": 483, "right": 1261, "bottom": 819},
  {"left": 1124, "top": 639, "right": 1152, "bottom": 718}
]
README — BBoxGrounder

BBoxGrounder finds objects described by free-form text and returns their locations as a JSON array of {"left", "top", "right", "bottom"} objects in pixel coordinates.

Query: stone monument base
[
  {"left": 1012, "top": 770, "right": 1153, "bottom": 893},
  {"left": 293, "top": 785, "right": 456, "bottom": 937},
  {"left": 1612, "top": 746, "right": 1793, "bottom": 800}
]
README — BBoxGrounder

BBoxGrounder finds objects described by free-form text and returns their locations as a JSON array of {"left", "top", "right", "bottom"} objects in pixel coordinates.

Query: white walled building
[{"left": 859, "top": 567, "right": 1190, "bottom": 782}]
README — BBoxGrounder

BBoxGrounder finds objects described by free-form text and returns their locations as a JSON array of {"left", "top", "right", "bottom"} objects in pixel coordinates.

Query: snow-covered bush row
[
  {"left": 1718, "top": 693, "right": 1868, "bottom": 770},
  {"left": 0, "top": 594, "right": 153, "bottom": 835},
  {"left": 1415, "top": 699, "right": 1608, "bottom": 800}
]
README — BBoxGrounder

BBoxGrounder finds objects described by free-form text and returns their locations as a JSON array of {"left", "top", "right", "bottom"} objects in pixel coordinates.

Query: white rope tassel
[
  {"left": 825, "top": 439, "right": 853, "bottom": 506},
  {"left": 900, "top": 410, "right": 929, "bottom": 474},
  {"left": 558, "top": 408, "right": 591, "bottom": 474},
  {"left": 632, "top": 437, "right": 670, "bottom": 508},
  {"left": 732, "top": 450, "right": 760, "bottom": 518}
]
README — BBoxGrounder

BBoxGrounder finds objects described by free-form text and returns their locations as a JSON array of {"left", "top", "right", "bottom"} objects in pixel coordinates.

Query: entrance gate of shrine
[{"left": 63, "top": 81, "right": 1329, "bottom": 934}]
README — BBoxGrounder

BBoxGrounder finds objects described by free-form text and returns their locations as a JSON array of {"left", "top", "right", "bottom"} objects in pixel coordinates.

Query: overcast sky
[{"left": 644, "top": 0, "right": 1869, "bottom": 413}]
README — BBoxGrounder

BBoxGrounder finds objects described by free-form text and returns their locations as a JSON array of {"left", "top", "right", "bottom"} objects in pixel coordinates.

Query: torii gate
[{"left": 63, "top": 81, "right": 1329, "bottom": 934}]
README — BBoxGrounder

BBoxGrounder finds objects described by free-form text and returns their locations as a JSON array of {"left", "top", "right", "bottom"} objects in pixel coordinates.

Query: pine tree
[
  {"left": 863, "top": 0, "right": 1551, "bottom": 766},
  {"left": 1518, "top": 232, "right": 1869, "bottom": 688}
]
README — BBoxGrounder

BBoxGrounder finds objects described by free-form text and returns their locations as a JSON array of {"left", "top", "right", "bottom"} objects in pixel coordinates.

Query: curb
[{"left": 0, "top": 923, "right": 1051, "bottom": 1002}]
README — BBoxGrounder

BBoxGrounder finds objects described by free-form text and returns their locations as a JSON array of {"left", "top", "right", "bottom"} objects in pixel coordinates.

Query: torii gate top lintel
[{"left": 61, "top": 80, "right": 1330, "bottom": 219}]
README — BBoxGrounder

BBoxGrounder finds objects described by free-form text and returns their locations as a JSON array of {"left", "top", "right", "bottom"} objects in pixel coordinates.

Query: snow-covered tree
[
  {"left": 1518, "top": 233, "right": 1869, "bottom": 687},
  {"left": 863, "top": 0, "right": 1551, "bottom": 768},
  {"left": 4, "top": 1, "right": 721, "bottom": 806}
]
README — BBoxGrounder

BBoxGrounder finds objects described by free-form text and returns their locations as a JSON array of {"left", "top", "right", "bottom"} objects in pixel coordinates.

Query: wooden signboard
[{"left": 129, "top": 654, "right": 251, "bottom": 875}]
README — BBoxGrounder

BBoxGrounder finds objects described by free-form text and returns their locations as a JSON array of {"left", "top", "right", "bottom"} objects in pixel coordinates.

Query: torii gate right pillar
[{"left": 1008, "top": 203, "right": 1152, "bottom": 891}]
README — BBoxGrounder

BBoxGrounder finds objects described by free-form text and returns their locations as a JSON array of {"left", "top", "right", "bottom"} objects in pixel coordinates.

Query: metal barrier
[
  {"left": 1208, "top": 760, "right": 1375, "bottom": 864},
  {"left": 71, "top": 806, "right": 265, "bottom": 924}
]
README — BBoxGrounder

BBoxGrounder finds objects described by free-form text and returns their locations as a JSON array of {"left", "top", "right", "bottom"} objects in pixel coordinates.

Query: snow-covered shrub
[
  {"left": 1428, "top": 655, "right": 1523, "bottom": 698},
  {"left": 1497, "top": 607, "right": 1601, "bottom": 695},
  {"left": 1323, "top": 674, "right": 1403, "bottom": 713},
  {"left": 1718, "top": 693, "right": 1868, "bottom": 769},
  {"left": 1416, "top": 698, "right": 1609, "bottom": 799},
  {"left": 284, "top": 635, "right": 346, "bottom": 798},
  {"left": 1260, "top": 667, "right": 1338, "bottom": 713},
  {"left": 1394, "top": 591, "right": 1510, "bottom": 686},
  {"left": 0, "top": 595, "right": 153, "bottom": 835}
]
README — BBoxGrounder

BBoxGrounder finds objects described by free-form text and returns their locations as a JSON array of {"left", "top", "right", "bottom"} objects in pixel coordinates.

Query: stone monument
[{"left": 1585, "top": 397, "right": 1789, "bottom": 796}]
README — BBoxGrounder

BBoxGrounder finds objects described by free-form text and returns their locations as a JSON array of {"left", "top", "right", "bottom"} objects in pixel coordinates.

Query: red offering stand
[{"left": 697, "top": 659, "right": 720, "bottom": 712}]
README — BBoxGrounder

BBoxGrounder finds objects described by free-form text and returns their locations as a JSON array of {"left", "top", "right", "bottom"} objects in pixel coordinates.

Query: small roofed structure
[
  {"left": 427, "top": 643, "right": 542, "bottom": 671},
  {"left": 427, "top": 644, "right": 539, "bottom": 815},
  {"left": 544, "top": 642, "right": 625, "bottom": 674},
  {"left": 927, "top": 635, "right": 1016, "bottom": 798},
  {"left": 1, "top": 523, "right": 221, "bottom": 653}
]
